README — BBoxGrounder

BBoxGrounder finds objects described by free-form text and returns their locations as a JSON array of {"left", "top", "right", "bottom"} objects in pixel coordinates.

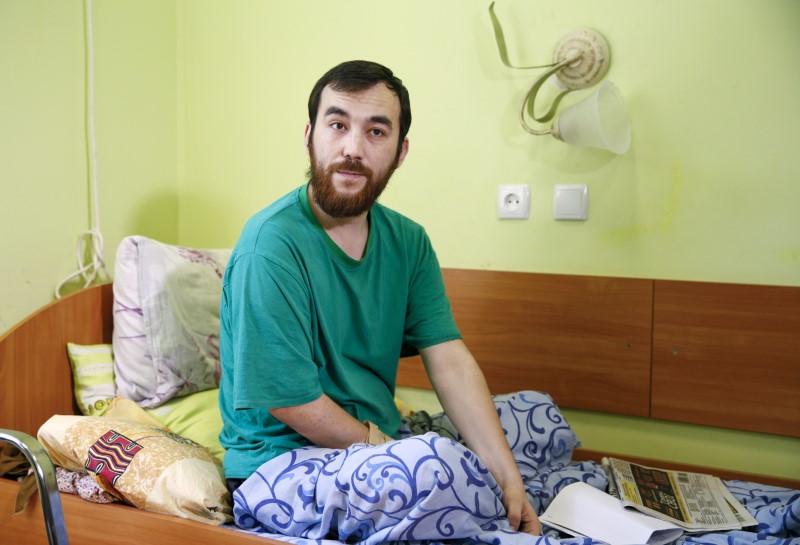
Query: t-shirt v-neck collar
[{"left": 298, "top": 183, "right": 374, "bottom": 267}]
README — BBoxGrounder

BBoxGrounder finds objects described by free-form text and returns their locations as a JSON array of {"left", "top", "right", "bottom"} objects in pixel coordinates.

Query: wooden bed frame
[{"left": 2, "top": 269, "right": 798, "bottom": 544}]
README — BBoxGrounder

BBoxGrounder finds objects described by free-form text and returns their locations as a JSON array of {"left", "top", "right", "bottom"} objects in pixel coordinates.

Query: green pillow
[
  {"left": 66, "top": 343, "right": 116, "bottom": 416},
  {"left": 146, "top": 388, "right": 224, "bottom": 463}
]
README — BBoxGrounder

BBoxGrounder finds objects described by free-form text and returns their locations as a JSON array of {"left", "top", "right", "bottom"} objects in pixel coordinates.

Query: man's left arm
[{"left": 419, "top": 339, "right": 541, "bottom": 535}]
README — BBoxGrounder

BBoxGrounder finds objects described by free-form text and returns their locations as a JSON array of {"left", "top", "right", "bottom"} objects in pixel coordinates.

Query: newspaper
[{"left": 602, "top": 457, "right": 758, "bottom": 533}]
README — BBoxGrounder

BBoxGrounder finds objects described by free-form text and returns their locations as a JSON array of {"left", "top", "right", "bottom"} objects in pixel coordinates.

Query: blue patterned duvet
[{"left": 228, "top": 392, "right": 799, "bottom": 545}]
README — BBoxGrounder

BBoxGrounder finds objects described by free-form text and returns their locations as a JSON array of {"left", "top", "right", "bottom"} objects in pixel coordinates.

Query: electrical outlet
[{"left": 497, "top": 184, "right": 530, "bottom": 219}]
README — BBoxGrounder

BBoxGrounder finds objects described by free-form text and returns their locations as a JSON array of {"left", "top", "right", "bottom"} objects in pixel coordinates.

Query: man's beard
[{"left": 307, "top": 143, "right": 399, "bottom": 218}]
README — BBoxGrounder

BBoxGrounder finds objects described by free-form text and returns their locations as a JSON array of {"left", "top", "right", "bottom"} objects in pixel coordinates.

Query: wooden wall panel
[
  {"left": 651, "top": 280, "right": 800, "bottom": 437},
  {"left": 398, "top": 269, "right": 654, "bottom": 417}
]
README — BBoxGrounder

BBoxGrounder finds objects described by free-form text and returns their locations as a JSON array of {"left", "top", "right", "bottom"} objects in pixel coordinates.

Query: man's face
[{"left": 306, "top": 84, "right": 409, "bottom": 218}]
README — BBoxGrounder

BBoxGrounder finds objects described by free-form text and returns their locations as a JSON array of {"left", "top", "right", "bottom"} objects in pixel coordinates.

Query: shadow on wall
[
  {"left": 176, "top": 189, "right": 253, "bottom": 250},
  {"left": 127, "top": 190, "right": 180, "bottom": 246}
]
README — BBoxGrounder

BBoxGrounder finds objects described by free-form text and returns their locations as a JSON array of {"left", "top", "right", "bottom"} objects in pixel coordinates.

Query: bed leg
[{"left": 0, "top": 429, "right": 69, "bottom": 545}]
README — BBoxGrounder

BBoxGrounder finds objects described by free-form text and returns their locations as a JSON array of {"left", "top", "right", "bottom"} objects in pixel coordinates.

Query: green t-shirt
[{"left": 219, "top": 184, "right": 460, "bottom": 479}]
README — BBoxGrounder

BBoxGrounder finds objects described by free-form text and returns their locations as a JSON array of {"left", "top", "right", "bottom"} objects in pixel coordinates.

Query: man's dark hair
[{"left": 308, "top": 60, "right": 412, "bottom": 156}]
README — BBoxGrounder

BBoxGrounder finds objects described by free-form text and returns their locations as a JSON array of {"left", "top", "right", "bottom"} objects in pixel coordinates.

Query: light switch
[{"left": 553, "top": 184, "right": 588, "bottom": 221}]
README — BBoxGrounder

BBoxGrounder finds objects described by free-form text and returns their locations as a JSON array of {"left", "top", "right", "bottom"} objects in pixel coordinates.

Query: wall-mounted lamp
[{"left": 489, "top": 2, "right": 631, "bottom": 154}]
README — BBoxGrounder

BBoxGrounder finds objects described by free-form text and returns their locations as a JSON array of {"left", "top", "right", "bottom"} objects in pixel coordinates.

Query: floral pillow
[{"left": 112, "top": 236, "right": 231, "bottom": 408}]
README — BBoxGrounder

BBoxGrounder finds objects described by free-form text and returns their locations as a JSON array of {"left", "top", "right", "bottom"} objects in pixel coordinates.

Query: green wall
[
  {"left": 2, "top": 1, "right": 798, "bottom": 480},
  {"left": 0, "top": 0, "right": 178, "bottom": 332},
  {"left": 178, "top": 0, "right": 800, "bottom": 290}
]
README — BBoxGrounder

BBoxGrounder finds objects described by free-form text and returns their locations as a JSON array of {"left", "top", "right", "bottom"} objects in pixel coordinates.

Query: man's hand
[
  {"left": 363, "top": 420, "right": 393, "bottom": 445},
  {"left": 419, "top": 340, "right": 542, "bottom": 535},
  {"left": 502, "top": 483, "right": 541, "bottom": 535}
]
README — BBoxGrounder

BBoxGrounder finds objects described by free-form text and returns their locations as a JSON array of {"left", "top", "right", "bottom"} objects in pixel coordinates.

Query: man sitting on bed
[{"left": 218, "top": 59, "right": 541, "bottom": 540}]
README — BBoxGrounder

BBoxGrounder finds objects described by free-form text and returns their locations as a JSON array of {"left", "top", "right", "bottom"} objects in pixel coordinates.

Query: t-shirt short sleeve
[
  {"left": 400, "top": 228, "right": 461, "bottom": 355},
  {"left": 224, "top": 251, "right": 323, "bottom": 410}
]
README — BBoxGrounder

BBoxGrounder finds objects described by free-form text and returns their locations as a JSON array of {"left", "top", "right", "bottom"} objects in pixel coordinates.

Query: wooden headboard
[
  {"left": 0, "top": 283, "right": 113, "bottom": 437},
  {"left": 397, "top": 268, "right": 800, "bottom": 439}
]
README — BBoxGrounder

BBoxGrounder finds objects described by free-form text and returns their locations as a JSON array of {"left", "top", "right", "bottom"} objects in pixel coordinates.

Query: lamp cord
[
  {"left": 488, "top": 2, "right": 581, "bottom": 135},
  {"left": 55, "top": 0, "right": 109, "bottom": 299},
  {"left": 518, "top": 56, "right": 579, "bottom": 135},
  {"left": 488, "top": 1, "right": 557, "bottom": 71}
]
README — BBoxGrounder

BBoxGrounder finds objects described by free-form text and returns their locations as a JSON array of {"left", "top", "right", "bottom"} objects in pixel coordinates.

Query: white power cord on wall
[{"left": 55, "top": 0, "right": 109, "bottom": 298}]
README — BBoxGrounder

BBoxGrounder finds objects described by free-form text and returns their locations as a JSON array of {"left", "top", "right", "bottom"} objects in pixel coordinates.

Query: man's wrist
[{"left": 363, "top": 420, "right": 392, "bottom": 445}]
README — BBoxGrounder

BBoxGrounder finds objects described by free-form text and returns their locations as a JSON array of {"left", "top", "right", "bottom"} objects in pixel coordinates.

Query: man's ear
[
  {"left": 396, "top": 138, "right": 410, "bottom": 168},
  {"left": 304, "top": 123, "right": 312, "bottom": 153}
]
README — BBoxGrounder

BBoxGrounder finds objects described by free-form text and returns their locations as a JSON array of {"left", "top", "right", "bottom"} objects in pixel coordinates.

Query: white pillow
[{"left": 112, "top": 236, "right": 231, "bottom": 408}]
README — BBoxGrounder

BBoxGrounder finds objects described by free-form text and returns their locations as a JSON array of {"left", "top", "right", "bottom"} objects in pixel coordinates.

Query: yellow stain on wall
[{"left": 600, "top": 162, "right": 684, "bottom": 246}]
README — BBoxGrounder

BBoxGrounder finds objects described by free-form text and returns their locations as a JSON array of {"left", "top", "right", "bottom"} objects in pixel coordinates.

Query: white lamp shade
[{"left": 553, "top": 81, "right": 631, "bottom": 154}]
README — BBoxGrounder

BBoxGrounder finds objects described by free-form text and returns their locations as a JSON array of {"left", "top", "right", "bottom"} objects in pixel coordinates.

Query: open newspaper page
[
  {"left": 540, "top": 482, "right": 684, "bottom": 545},
  {"left": 602, "top": 457, "right": 757, "bottom": 533}
]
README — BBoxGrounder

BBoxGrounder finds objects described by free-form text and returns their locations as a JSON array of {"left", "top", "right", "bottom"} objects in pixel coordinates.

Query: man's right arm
[{"left": 269, "top": 394, "right": 369, "bottom": 449}]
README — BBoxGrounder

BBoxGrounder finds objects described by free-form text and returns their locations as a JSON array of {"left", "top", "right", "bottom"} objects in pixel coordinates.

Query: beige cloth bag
[{"left": 37, "top": 415, "right": 232, "bottom": 525}]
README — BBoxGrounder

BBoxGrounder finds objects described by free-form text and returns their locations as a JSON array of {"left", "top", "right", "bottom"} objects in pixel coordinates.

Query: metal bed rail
[{"left": 1, "top": 429, "right": 69, "bottom": 545}]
